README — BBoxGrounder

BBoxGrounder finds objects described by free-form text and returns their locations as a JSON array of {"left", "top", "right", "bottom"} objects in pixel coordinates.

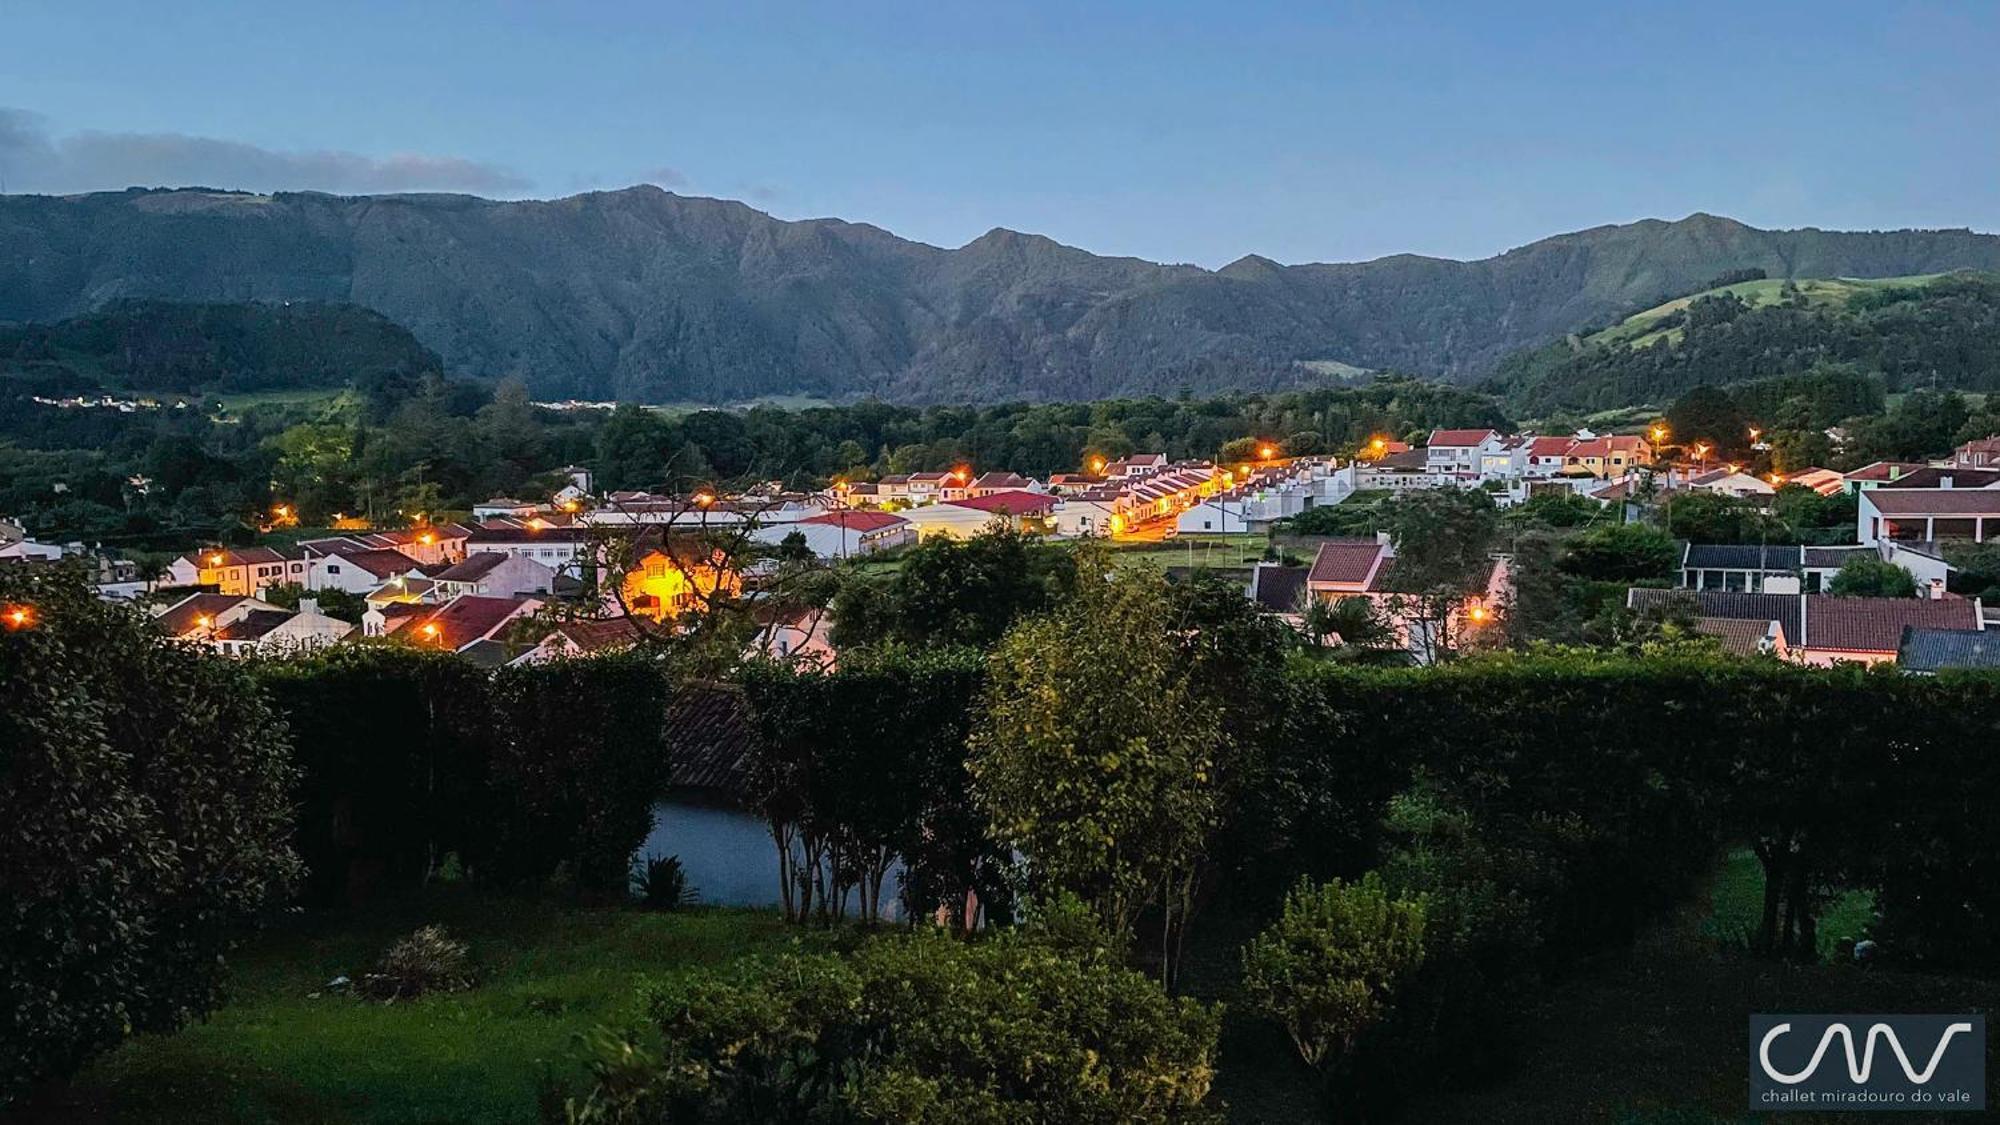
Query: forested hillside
[
  {"left": 1492, "top": 272, "right": 2000, "bottom": 414},
  {"left": 7, "top": 188, "right": 2000, "bottom": 403},
  {"left": 0, "top": 299, "right": 441, "bottom": 396}
]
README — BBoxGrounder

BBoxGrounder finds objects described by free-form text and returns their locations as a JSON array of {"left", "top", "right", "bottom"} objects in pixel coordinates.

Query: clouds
[{"left": 0, "top": 108, "right": 531, "bottom": 196}]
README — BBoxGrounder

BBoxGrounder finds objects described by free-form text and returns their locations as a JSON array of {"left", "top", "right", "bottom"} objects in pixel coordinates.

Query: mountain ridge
[{"left": 5, "top": 185, "right": 2000, "bottom": 403}]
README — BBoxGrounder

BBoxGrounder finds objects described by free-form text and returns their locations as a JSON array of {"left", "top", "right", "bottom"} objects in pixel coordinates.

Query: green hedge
[
  {"left": 253, "top": 647, "right": 671, "bottom": 902},
  {"left": 2, "top": 566, "right": 298, "bottom": 1103}
]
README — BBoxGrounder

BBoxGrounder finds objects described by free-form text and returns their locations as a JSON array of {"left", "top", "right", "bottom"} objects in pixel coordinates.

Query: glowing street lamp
[
  {"left": 1258, "top": 444, "right": 1277, "bottom": 460},
  {"left": 3, "top": 604, "right": 34, "bottom": 630},
  {"left": 1089, "top": 456, "right": 1107, "bottom": 474},
  {"left": 420, "top": 623, "right": 441, "bottom": 642},
  {"left": 208, "top": 552, "right": 225, "bottom": 567}
]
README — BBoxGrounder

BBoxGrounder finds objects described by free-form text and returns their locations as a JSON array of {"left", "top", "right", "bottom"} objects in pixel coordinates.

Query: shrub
[
  {"left": 1, "top": 565, "right": 299, "bottom": 1103},
  {"left": 483, "top": 651, "right": 673, "bottom": 895},
  {"left": 1241, "top": 873, "right": 1427, "bottom": 1070},
  {"left": 560, "top": 910, "right": 1220, "bottom": 1124},
  {"left": 631, "top": 854, "right": 695, "bottom": 911},
  {"left": 359, "top": 926, "right": 476, "bottom": 1002}
]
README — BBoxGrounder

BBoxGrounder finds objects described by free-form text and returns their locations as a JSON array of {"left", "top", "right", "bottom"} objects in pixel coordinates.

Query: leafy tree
[
  {"left": 563, "top": 910, "right": 1222, "bottom": 1124},
  {"left": 1665, "top": 385, "right": 1748, "bottom": 459},
  {"left": 2, "top": 565, "right": 299, "bottom": 1102},
  {"left": 1665, "top": 491, "right": 1793, "bottom": 544},
  {"left": 1559, "top": 523, "right": 1679, "bottom": 583},
  {"left": 1242, "top": 873, "right": 1427, "bottom": 1070},
  {"left": 1827, "top": 556, "right": 1917, "bottom": 598},
  {"left": 969, "top": 561, "right": 1221, "bottom": 973},
  {"left": 1378, "top": 489, "right": 1499, "bottom": 661},
  {"left": 829, "top": 525, "right": 1074, "bottom": 651}
]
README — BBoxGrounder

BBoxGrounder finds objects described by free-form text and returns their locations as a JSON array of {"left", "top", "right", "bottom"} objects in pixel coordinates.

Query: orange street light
[
  {"left": 3, "top": 604, "right": 34, "bottom": 630},
  {"left": 1770, "top": 473, "right": 1784, "bottom": 485},
  {"left": 195, "top": 614, "right": 212, "bottom": 630},
  {"left": 208, "top": 552, "right": 225, "bottom": 567},
  {"left": 419, "top": 532, "right": 436, "bottom": 545},
  {"left": 1258, "top": 444, "right": 1277, "bottom": 460},
  {"left": 1468, "top": 605, "right": 1490, "bottom": 625},
  {"left": 1726, "top": 463, "right": 1740, "bottom": 475},
  {"left": 1748, "top": 427, "right": 1762, "bottom": 442},
  {"left": 1089, "top": 456, "right": 1106, "bottom": 473},
  {"left": 693, "top": 491, "right": 715, "bottom": 507},
  {"left": 1651, "top": 425, "right": 1668, "bottom": 442},
  {"left": 420, "top": 623, "right": 441, "bottom": 641}
]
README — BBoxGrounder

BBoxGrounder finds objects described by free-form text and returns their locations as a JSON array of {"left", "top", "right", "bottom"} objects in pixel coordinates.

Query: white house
[
  {"left": 307, "top": 547, "right": 426, "bottom": 594},
  {"left": 1858, "top": 488, "right": 2000, "bottom": 547},
  {"left": 429, "top": 551, "right": 557, "bottom": 599},
  {"left": 1052, "top": 493, "right": 1122, "bottom": 537},
  {"left": 751, "top": 510, "right": 915, "bottom": 559},
  {"left": 1425, "top": 429, "right": 1504, "bottom": 474},
  {"left": 472, "top": 497, "right": 540, "bottom": 519},
  {"left": 900, "top": 491, "right": 1057, "bottom": 539}
]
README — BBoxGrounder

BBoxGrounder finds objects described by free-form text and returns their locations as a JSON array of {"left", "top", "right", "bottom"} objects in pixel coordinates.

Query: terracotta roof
[
  {"left": 430, "top": 552, "right": 511, "bottom": 583},
  {"left": 1808, "top": 596, "right": 1980, "bottom": 654},
  {"left": 1694, "top": 616, "right": 1783, "bottom": 656},
  {"left": 546, "top": 617, "right": 645, "bottom": 653},
  {"left": 946, "top": 490, "right": 1058, "bottom": 515},
  {"left": 156, "top": 593, "right": 251, "bottom": 635},
  {"left": 1845, "top": 461, "right": 1926, "bottom": 482},
  {"left": 798, "top": 509, "right": 909, "bottom": 532},
  {"left": 1528, "top": 436, "right": 1575, "bottom": 457},
  {"left": 212, "top": 609, "right": 293, "bottom": 642},
  {"left": 466, "top": 525, "right": 594, "bottom": 544},
  {"left": 1899, "top": 627, "right": 2000, "bottom": 672},
  {"left": 971, "top": 472, "right": 1034, "bottom": 489},
  {"left": 323, "top": 546, "right": 425, "bottom": 578},
  {"left": 409, "top": 595, "right": 538, "bottom": 651},
  {"left": 1307, "top": 539, "right": 1390, "bottom": 590},
  {"left": 667, "top": 684, "right": 758, "bottom": 796},
  {"left": 1427, "top": 428, "right": 1499, "bottom": 448},
  {"left": 1864, "top": 489, "right": 2000, "bottom": 516}
]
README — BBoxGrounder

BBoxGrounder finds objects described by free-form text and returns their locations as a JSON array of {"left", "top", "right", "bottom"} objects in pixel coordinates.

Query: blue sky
[{"left": 2, "top": 1, "right": 1994, "bottom": 266}]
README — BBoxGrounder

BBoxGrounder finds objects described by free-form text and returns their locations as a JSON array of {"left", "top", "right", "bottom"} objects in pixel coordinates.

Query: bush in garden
[
  {"left": 358, "top": 925, "right": 476, "bottom": 1001},
  {"left": 558, "top": 905, "right": 1221, "bottom": 1124},
  {"left": 1, "top": 565, "right": 299, "bottom": 1104},
  {"left": 252, "top": 645, "right": 493, "bottom": 904},
  {"left": 631, "top": 854, "right": 695, "bottom": 911},
  {"left": 1241, "top": 872, "right": 1428, "bottom": 1070},
  {"left": 483, "top": 650, "right": 673, "bottom": 896}
]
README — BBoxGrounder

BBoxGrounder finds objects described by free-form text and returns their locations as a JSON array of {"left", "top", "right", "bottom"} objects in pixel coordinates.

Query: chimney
[
  {"left": 1929, "top": 578, "right": 1946, "bottom": 601},
  {"left": 1939, "top": 474, "right": 1954, "bottom": 490},
  {"left": 299, "top": 597, "right": 320, "bottom": 616}
]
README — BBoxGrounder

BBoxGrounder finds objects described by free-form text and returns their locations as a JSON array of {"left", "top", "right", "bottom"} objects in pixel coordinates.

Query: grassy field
[
  {"left": 1108, "top": 533, "right": 1273, "bottom": 572},
  {"left": 11, "top": 891, "right": 791, "bottom": 1125},
  {"left": 1700, "top": 847, "right": 1875, "bottom": 961},
  {"left": 1195, "top": 848, "right": 1986, "bottom": 1124},
  {"left": 1593, "top": 273, "right": 1951, "bottom": 351}
]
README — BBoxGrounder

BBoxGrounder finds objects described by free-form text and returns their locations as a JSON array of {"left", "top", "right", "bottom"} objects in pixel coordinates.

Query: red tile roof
[
  {"left": 1528, "top": 436, "right": 1575, "bottom": 457},
  {"left": 1806, "top": 596, "right": 1981, "bottom": 654},
  {"left": 156, "top": 593, "right": 251, "bottom": 636},
  {"left": 325, "top": 546, "right": 426, "bottom": 578},
  {"left": 1845, "top": 461, "right": 1926, "bottom": 482},
  {"left": 409, "top": 595, "right": 538, "bottom": 651},
  {"left": 1306, "top": 539, "right": 1390, "bottom": 590},
  {"left": 946, "top": 490, "right": 1058, "bottom": 515},
  {"left": 798, "top": 509, "right": 910, "bottom": 532},
  {"left": 1864, "top": 489, "right": 2000, "bottom": 516},
  {"left": 1427, "top": 428, "right": 1499, "bottom": 448}
]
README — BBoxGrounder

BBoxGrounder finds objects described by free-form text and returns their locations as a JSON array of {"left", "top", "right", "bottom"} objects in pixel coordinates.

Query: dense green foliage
[
  {"left": 0, "top": 299, "right": 440, "bottom": 396},
  {"left": 828, "top": 526, "right": 1077, "bottom": 650},
  {"left": 738, "top": 650, "right": 1004, "bottom": 928},
  {"left": 1, "top": 566, "right": 299, "bottom": 1103},
  {"left": 1827, "top": 555, "right": 1919, "bottom": 597},
  {"left": 562, "top": 912, "right": 1222, "bottom": 1124},
  {"left": 1241, "top": 874, "right": 1428, "bottom": 1070},
  {"left": 253, "top": 646, "right": 671, "bottom": 902},
  {"left": 1494, "top": 273, "right": 2000, "bottom": 413}
]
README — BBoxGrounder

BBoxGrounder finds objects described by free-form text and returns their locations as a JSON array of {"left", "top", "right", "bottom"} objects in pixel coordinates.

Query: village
[{"left": 7, "top": 426, "right": 1996, "bottom": 673}]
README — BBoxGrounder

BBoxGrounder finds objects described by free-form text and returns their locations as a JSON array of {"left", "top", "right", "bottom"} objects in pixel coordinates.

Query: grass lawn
[
  {"left": 1109, "top": 534, "right": 1272, "bottom": 572},
  {"left": 1700, "top": 847, "right": 1875, "bottom": 961},
  {"left": 1191, "top": 848, "right": 1988, "bottom": 1124},
  {"left": 11, "top": 890, "right": 791, "bottom": 1125}
]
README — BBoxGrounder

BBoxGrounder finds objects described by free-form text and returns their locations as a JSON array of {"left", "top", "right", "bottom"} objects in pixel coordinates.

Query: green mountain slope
[
  {"left": 0, "top": 298, "right": 441, "bottom": 396},
  {"left": 1489, "top": 272, "right": 2000, "bottom": 414},
  {"left": 6, "top": 190, "right": 2000, "bottom": 403}
]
